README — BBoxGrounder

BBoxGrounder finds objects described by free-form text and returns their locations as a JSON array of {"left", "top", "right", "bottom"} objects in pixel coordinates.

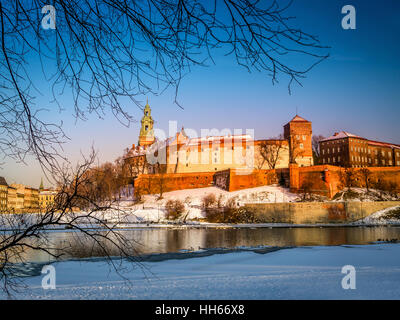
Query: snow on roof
[
  {"left": 368, "top": 140, "right": 400, "bottom": 149},
  {"left": 321, "top": 132, "right": 400, "bottom": 149},
  {"left": 321, "top": 131, "right": 363, "bottom": 142}
]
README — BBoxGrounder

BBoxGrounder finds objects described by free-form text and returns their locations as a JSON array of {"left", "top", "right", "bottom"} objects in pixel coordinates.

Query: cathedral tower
[{"left": 138, "top": 99, "right": 155, "bottom": 147}]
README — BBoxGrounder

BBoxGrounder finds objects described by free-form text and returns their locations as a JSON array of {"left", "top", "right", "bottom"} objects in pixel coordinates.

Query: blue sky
[{"left": 1, "top": 0, "right": 399, "bottom": 187}]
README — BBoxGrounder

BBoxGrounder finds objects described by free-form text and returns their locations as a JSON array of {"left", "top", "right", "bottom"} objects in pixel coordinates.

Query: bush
[
  {"left": 165, "top": 200, "right": 185, "bottom": 220},
  {"left": 204, "top": 198, "right": 258, "bottom": 223},
  {"left": 202, "top": 193, "right": 217, "bottom": 209}
]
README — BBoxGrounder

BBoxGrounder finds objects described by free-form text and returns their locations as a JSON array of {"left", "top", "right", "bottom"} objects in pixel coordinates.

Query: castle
[
  {"left": 123, "top": 100, "right": 314, "bottom": 177},
  {"left": 121, "top": 100, "right": 400, "bottom": 198}
]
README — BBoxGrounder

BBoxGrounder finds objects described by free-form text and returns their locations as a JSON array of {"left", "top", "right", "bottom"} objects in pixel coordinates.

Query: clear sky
[{"left": 1, "top": 0, "right": 399, "bottom": 188}]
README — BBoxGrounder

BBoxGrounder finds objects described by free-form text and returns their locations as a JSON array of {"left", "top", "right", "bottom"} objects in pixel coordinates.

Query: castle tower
[
  {"left": 138, "top": 99, "right": 155, "bottom": 147},
  {"left": 283, "top": 115, "right": 313, "bottom": 167}
]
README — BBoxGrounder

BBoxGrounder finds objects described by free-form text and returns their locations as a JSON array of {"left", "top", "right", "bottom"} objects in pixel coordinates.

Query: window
[
  {"left": 299, "top": 143, "right": 304, "bottom": 149},
  {"left": 302, "top": 135, "right": 306, "bottom": 141},
  {"left": 382, "top": 159, "right": 385, "bottom": 165},
  {"left": 338, "top": 156, "right": 341, "bottom": 162},
  {"left": 322, "top": 149, "right": 325, "bottom": 155},
  {"left": 333, "top": 157, "right": 336, "bottom": 163},
  {"left": 145, "top": 125, "right": 148, "bottom": 131},
  {"left": 328, "top": 158, "right": 330, "bottom": 163},
  {"left": 296, "top": 135, "right": 300, "bottom": 140}
]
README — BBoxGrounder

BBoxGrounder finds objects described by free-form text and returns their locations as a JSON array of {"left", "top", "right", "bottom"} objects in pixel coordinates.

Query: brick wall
[
  {"left": 214, "top": 168, "right": 281, "bottom": 192},
  {"left": 290, "top": 164, "right": 400, "bottom": 198},
  {"left": 134, "top": 172, "right": 215, "bottom": 195}
]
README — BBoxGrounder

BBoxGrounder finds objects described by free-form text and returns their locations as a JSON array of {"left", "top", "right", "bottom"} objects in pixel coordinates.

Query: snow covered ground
[
  {"left": 4, "top": 243, "right": 400, "bottom": 300},
  {"left": 75, "top": 185, "right": 300, "bottom": 224},
  {"left": 352, "top": 206, "right": 400, "bottom": 225}
]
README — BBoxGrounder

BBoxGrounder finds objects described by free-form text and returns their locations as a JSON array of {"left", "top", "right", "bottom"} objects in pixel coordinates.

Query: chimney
[
  {"left": 132, "top": 143, "right": 135, "bottom": 149},
  {"left": 333, "top": 132, "right": 339, "bottom": 136}
]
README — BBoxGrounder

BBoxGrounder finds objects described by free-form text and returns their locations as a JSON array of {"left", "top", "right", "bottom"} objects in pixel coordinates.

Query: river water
[{"left": 20, "top": 225, "right": 400, "bottom": 263}]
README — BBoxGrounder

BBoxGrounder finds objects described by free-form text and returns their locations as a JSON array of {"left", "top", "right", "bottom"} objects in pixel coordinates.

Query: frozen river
[{"left": 2, "top": 226, "right": 400, "bottom": 299}]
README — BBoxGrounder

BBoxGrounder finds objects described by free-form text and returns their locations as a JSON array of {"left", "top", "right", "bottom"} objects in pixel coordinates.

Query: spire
[
  {"left": 39, "top": 178, "right": 44, "bottom": 190},
  {"left": 138, "top": 98, "right": 155, "bottom": 146}
]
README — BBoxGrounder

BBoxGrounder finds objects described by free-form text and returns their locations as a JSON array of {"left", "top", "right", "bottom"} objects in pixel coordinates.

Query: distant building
[
  {"left": 10, "top": 184, "right": 39, "bottom": 212},
  {"left": 319, "top": 131, "right": 400, "bottom": 167},
  {"left": 0, "top": 177, "right": 8, "bottom": 211},
  {"left": 39, "top": 189, "right": 57, "bottom": 210},
  {"left": 7, "top": 185, "right": 17, "bottom": 212}
]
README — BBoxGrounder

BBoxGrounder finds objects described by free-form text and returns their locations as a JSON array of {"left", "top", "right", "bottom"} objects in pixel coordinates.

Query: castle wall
[
  {"left": 134, "top": 172, "right": 215, "bottom": 196},
  {"left": 289, "top": 165, "right": 400, "bottom": 198}
]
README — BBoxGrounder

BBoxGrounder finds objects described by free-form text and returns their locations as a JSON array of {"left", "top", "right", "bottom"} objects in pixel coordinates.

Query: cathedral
[{"left": 123, "top": 100, "right": 313, "bottom": 177}]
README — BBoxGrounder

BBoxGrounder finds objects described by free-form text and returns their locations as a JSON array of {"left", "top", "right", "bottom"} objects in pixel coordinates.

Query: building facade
[
  {"left": 7, "top": 186, "right": 17, "bottom": 212},
  {"left": 39, "top": 189, "right": 57, "bottom": 210},
  {"left": 319, "top": 131, "right": 400, "bottom": 168},
  {"left": 10, "top": 184, "right": 39, "bottom": 212},
  {"left": 0, "top": 177, "right": 8, "bottom": 212}
]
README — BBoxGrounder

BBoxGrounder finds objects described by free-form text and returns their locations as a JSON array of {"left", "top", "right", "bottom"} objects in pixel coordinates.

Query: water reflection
[{"left": 18, "top": 226, "right": 400, "bottom": 263}]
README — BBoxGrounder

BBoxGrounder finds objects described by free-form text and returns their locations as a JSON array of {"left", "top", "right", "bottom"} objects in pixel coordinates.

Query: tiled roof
[
  {"left": 368, "top": 140, "right": 400, "bottom": 149},
  {"left": 321, "top": 131, "right": 363, "bottom": 142},
  {"left": 289, "top": 115, "right": 309, "bottom": 122},
  {"left": 322, "top": 131, "right": 400, "bottom": 149}
]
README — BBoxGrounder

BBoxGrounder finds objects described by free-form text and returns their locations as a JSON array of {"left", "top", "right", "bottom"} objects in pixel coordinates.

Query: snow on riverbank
[
  {"left": 353, "top": 206, "right": 400, "bottom": 225},
  {"left": 5, "top": 243, "right": 400, "bottom": 300},
  {"left": 73, "top": 185, "right": 300, "bottom": 224}
]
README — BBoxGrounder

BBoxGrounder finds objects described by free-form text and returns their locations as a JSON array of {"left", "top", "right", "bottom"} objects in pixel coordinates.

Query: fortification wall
[
  {"left": 290, "top": 165, "right": 400, "bottom": 198},
  {"left": 244, "top": 201, "right": 400, "bottom": 224},
  {"left": 134, "top": 172, "right": 215, "bottom": 195}
]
